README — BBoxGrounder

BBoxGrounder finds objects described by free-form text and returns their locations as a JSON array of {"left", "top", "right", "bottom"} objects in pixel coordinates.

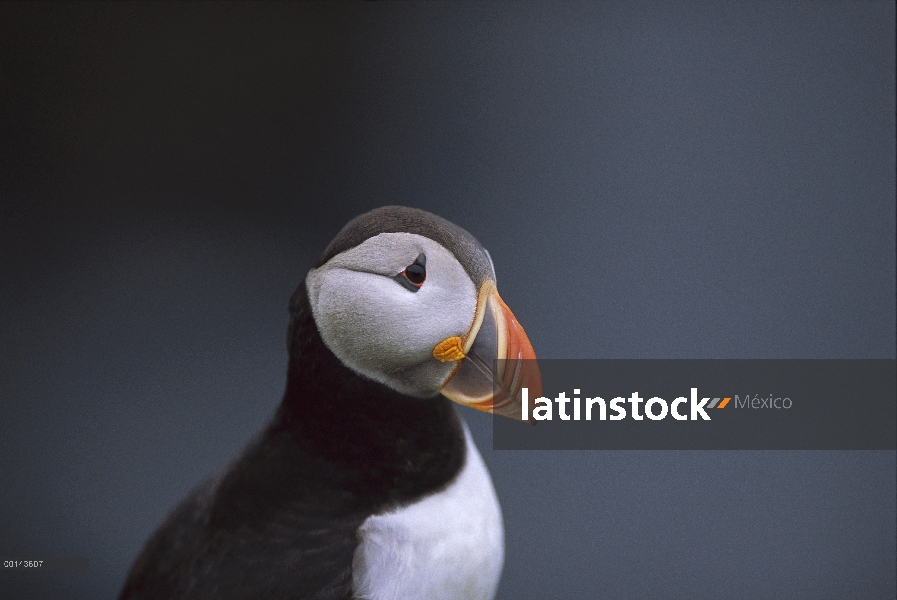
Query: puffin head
[{"left": 301, "top": 206, "right": 541, "bottom": 420}]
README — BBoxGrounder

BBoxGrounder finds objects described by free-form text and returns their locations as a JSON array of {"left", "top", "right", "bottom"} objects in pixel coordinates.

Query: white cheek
[
  {"left": 316, "top": 271, "right": 425, "bottom": 367},
  {"left": 311, "top": 268, "right": 475, "bottom": 384}
]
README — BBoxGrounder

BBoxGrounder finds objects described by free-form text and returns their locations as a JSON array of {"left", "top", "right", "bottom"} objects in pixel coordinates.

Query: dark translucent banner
[{"left": 492, "top": 360, "right": 896, "bottom": 450}]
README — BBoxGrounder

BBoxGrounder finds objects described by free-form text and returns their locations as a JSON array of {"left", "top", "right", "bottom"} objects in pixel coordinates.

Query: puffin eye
[
  {"left": 404, "top": 264, "right": 425, "bottom": 284},
  {"left": 394, "top": 253, "right": 427, "bottom": 292}
]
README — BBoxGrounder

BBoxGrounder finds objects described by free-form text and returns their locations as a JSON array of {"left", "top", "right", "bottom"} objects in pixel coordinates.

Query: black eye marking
[{"left": 394, "top": 253, "right": 427, "bottom": 292}]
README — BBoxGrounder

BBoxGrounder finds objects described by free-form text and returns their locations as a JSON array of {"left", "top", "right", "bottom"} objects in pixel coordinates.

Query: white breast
[{"left": 351, "top": 423, "right": 504, "bottom": 600}]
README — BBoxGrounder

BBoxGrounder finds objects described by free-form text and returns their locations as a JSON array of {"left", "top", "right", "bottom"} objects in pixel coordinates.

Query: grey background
[{"left": 1, "top": 2, "right": 894, "bottom": 598}]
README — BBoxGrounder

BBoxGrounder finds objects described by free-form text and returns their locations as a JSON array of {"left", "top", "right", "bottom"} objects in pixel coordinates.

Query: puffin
[{"left": 118, "top": 206, "right": 541, "bottom": 600}]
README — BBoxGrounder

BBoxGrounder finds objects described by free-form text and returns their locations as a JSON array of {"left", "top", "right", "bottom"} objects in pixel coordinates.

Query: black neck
[
  {"left": 272, "top": 281, "right": 466, "bottom": 508},
  {"left": 208, "top": 282, "right": 465, "bottom": 530}
]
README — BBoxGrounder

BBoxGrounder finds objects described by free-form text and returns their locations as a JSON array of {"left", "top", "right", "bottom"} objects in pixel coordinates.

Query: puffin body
[{"left": 119, "top": 207, "right": 540, "bottom": 600}]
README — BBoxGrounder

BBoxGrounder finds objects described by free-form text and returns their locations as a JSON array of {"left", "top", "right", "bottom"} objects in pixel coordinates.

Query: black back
[{"left": 119, "top": 280, "right": 467, "bottom": 599}]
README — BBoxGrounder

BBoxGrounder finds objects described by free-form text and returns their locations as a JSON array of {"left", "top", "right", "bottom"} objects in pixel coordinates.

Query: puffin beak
[{"left": 435, "top": 280, "right": 542, "bottom": 421}]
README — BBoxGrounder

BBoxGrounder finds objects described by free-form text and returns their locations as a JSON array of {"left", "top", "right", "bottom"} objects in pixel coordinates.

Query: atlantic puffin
[{"left": 119, "top": 206, "right": 541, "bottom": 600}]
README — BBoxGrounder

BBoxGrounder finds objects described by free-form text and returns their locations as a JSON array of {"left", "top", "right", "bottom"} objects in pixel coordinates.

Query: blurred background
[{"left": 1, "top": 2, "right": 894, "bottom": 598}]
